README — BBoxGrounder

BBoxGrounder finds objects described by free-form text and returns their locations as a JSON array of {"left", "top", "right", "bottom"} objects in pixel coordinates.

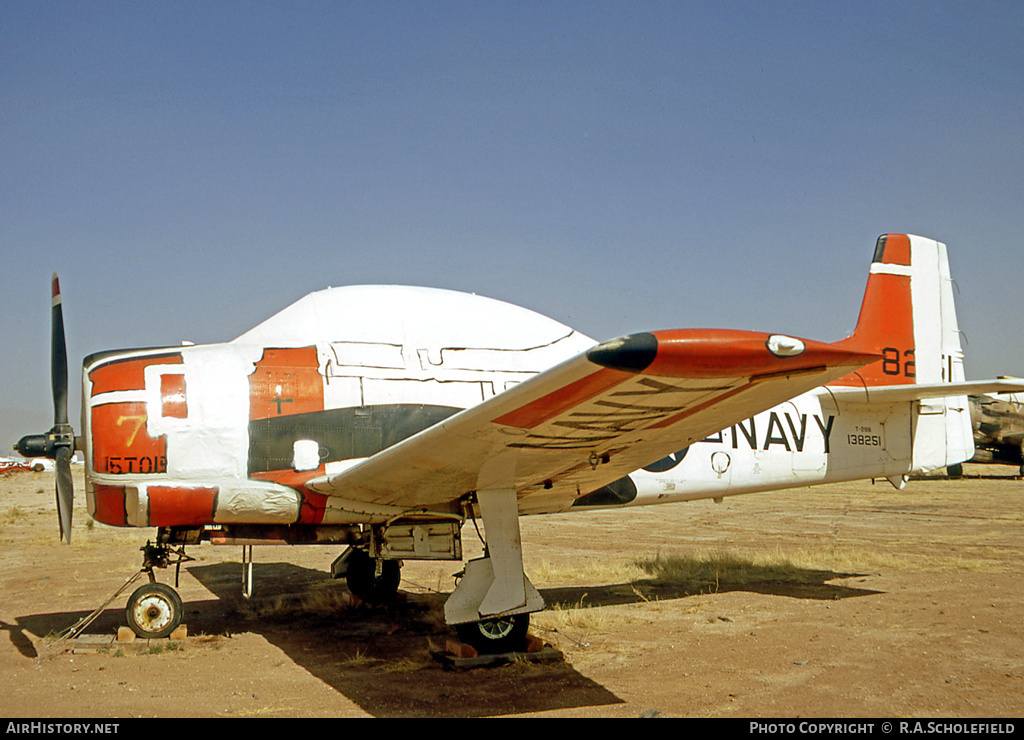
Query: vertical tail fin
[
  {"left": 835, "top": 234, "right": 965, "bottom": 388},
  {"left": 834, "top": 234, "right": 972, "bottom": 472}
]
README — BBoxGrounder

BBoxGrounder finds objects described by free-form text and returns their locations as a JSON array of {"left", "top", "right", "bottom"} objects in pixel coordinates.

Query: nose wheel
[{"left": 125, "top": 582, "right": 183, "bottom": 639}]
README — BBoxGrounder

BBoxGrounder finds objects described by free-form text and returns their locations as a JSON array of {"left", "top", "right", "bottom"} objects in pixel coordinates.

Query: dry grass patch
[
  {"left": 338, "top": 647, "right": 378, "bottom": 668},
  {"left": 635, "top": 550, "right": 807, "bottom": 590},
  {"left": 375, "top": 655, "right": 433, "bottom": 673},
  {"left": 528, "top": 545, "right": 910, "bottom": 593},
  {"left": 632, "top": 545, "right": 907, "bottom": 590},
  {"left": 528, "top": 558, "right": 645, "bottom": 588},
  {"left": 537, "top": 594, "right": 611, "bottom": 631},
  {"left": 532, "top": 595, "right": 631, "bottom": 650},
  {"left": 2, "top": 505, "right": 25, "bottom": 525},
  {"left": 764, "top": 545, "right": 904, "bottom": 573}
]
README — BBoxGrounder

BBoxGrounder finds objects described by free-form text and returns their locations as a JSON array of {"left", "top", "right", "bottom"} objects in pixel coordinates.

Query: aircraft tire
[
  {"left": 345, "top": 549, "right": 401, "bottom": 604},
  {"left": 125, "top": 582, "right": 183, "bottom": 639},
  {"left": 455, "top": 613, "right": 530, "bottom": 654}
]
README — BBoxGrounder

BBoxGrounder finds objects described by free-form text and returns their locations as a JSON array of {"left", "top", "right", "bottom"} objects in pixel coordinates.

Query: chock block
[
  {"left": 525, "top": 633, "right": 545, "bottom": 653},
  {"left": 446, "top": 639, "right": 478, "bottom": 659},
  {"left": 170, "top": 624, "right": 188, "bottom": 641},
  {"left": 116, "top": 627, "right": 136, "bottom": 643}
]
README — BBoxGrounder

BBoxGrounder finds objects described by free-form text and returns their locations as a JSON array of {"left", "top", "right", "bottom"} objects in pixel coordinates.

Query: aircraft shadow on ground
[
  {"left": 8, "top": 560, "right": 877, "bottom": 717},
  {"left": 185, "top": 561, "right": 623, "bottom": 717},
  {"left": 540, "top": 565, "right": 881, "bottom": 610}
]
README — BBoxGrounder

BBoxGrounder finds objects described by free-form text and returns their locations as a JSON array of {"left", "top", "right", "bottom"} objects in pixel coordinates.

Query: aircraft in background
[
  {"left": 951, "top": 391, "right": 1024, "bottom": 476},
  {"left": 971, "top": 391, "right": 1024, "bottom": 474},
  {"left": 0, "top": 453, "right": 81, "bottom": 473},
  {"left": 0, "top": 457, "right": 35, "bottom": 473},
  {"left": 16, "top": 234, "right": 1024, "bottom": 653},
  {"left": 0, "top": 455, "right": 64, "bottom": 472}
]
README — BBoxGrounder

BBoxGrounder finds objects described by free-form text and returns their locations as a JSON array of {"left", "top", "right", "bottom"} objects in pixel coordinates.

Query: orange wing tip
[{"left": 591, "top": 330, "right": 880, "bottom": 378}]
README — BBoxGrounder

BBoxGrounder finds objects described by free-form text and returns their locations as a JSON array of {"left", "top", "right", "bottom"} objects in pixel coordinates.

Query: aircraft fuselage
[{"left": 81, "top": 284, "right": 923, "bottom": 531}]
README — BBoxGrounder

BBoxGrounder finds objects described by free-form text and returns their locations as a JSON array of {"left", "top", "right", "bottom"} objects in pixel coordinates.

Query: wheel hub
[
  {"left": 133, "top": 595, "right": 174, "bottom": 632},
  {"left": 478, "top": 617, "right": 514, "bottom": 640}
]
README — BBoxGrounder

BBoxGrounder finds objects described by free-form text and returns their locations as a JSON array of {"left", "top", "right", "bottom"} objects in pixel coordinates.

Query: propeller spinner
[{"left": 14, "top": 273, "right": 77, "bottom": 542}]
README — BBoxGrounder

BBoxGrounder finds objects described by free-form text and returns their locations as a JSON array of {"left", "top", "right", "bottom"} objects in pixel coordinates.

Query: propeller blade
[
  {"left": 51, "top": 273, "right": 69, "bottom": 427},
  {"left": 14, "top": 274, "right": 79, "bottom": 544},
  {"left": 55, "top": 446, "right": 73, "bottom": 543},
  {"left": 51, "top": 273, "right": 75, "bottom": 543},
  {"left": 12, "top": 272, "right": 77, "bottom": 542}
]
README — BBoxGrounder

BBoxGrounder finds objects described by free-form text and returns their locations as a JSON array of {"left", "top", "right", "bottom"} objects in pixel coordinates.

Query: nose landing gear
[
  {"left": 125, "top": 582, "right": 184, "bottom": 639},
  {"left": 123, "top": 542, "right": 192, "bottom": 639}
]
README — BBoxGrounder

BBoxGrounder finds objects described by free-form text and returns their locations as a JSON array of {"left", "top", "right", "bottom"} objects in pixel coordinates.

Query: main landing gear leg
[{"left": 444, "top": 488, "right": 543, "bottom": 654}]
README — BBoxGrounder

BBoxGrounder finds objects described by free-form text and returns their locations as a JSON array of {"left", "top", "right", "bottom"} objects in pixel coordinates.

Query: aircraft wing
[{"left": 307, "top": 330, "right": 878, "bottom": 512}]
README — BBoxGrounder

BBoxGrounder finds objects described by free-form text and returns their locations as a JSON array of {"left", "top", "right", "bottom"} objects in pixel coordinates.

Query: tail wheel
[
  {"left": 345, "top": 549, "right": 402, "bottom": 604},
  {"left": 126, "top": 582, "right": 183, "bottom": 639},
  {"left": 455, "top": 612, "right": 530, "bottom": 654}
]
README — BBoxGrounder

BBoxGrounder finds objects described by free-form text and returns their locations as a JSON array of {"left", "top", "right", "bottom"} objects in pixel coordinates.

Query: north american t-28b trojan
[{"left": 16, "top": 234, "right": 1024, "bottom": 652}]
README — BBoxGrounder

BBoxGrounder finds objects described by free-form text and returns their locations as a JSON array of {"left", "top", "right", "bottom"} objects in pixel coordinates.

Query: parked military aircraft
[
  {"left": 0, "top": 455, "right": 71, "bottom": 472},
  {"left": 969, "top": 391, "right": 1024, "bottom": 474},
  {"left": 15, "top": 234, "right": 1024, "bottom": 652},
  {"left": 0, "top": 457, "right": 35, "bottom": 473}
]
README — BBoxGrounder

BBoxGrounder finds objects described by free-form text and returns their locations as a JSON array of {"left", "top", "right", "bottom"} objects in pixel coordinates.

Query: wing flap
[{"left": 307, "top": 330, "right": 878, "bottom": 510}]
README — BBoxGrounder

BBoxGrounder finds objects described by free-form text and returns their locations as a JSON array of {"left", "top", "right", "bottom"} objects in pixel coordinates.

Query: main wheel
[
  {"left": 126, "top": 582, "right": 183, "bottom": 639},
  {"left": 455, "top": 613, "right": 530, "bottom": 654},
  {"left": 345, "top": 549, "right": 402, "bottom": 604}
]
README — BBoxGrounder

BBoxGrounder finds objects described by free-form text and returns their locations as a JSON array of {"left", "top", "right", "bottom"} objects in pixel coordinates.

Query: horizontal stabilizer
[{"left": 828, "top": 377, "right": 1024, "bottom": 405}]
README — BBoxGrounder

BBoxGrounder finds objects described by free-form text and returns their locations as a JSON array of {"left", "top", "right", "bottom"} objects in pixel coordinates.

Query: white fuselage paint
[{"left": 621, "top": 392, "right": 913, "bottom": 510}]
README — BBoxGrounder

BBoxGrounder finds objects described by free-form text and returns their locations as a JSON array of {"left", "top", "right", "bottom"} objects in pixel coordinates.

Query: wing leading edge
[{"left": 306, "top": 329, "right": 879, "bottom": 512}]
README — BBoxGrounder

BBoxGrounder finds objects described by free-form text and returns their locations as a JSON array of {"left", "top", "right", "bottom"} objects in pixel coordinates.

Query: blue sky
[{"left": 2, "top": 1, "right": 1022, "bottom": 449}]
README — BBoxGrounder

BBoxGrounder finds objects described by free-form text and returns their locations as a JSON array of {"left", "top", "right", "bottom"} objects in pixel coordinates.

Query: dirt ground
[{"left": 1, "top": 465, "right": 1022, "bottom": 718}]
